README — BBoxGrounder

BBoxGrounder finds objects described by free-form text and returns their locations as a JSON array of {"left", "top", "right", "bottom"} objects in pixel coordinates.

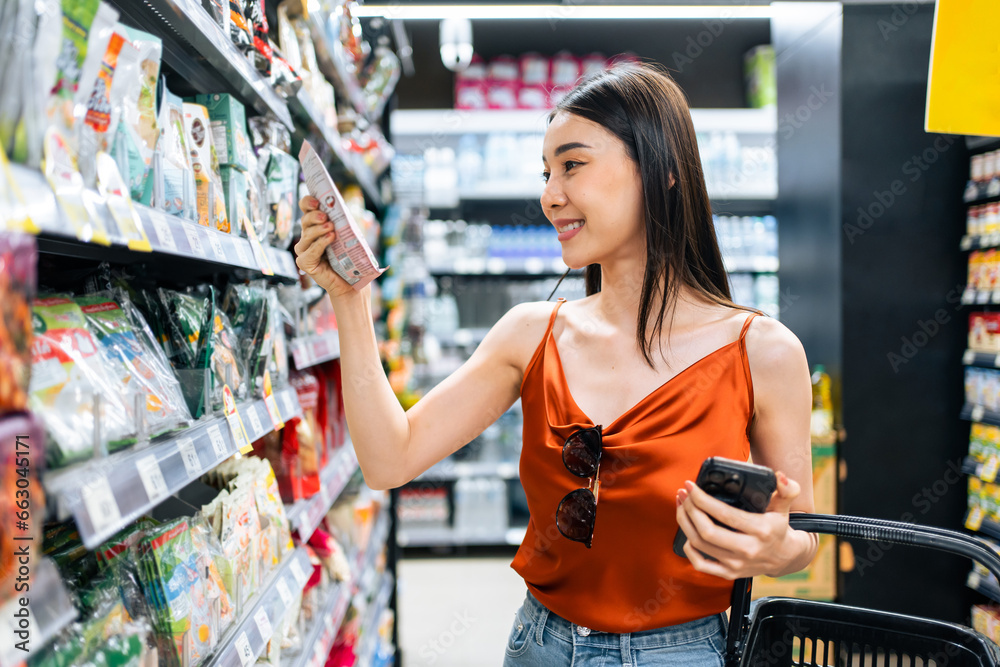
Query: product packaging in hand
[{"left": 298, "top": 141, "right": 385, "bottom": 290}]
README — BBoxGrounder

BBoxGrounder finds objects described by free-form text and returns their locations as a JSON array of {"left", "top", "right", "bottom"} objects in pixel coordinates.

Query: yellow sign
[{"left": 925, "top": 0, "right": 1000, "bottom": 137}]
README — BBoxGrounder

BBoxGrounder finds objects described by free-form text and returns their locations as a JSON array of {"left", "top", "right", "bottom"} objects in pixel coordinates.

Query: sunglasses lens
[
  {"left": 557, "top": 488, "right": 597, "bottom": 544},
  {"left": 562, "top": 428, "right": 601, "bottom": 478}
]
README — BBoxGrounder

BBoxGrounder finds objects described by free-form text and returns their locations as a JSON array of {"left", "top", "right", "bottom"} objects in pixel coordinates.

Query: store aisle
[{"left": 398, "top": 556, "right": 527, "bottom": 666}]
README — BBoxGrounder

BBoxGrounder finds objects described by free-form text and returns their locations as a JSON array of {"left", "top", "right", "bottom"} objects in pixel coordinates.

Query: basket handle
[{"left": 724, "top": 513, "right": 1000, "bottom": 667}]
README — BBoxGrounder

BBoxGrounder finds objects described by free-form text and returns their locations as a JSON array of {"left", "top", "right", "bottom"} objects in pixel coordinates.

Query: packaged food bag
[
  {"left": 299, "top": 140, "right": 385, "bottom": 289},
  {"left": 75, "top": 290, "right": 191, "bottom": 438},
  {"left": 194, "top": 92, "right": 249, "bottom": 171},
  {"left": 111, "top": 26, "right": 161, "bottom": 201},
  {"left": 264, "top": 147, "right": 299, "bottom": 248},
  {"left": 142, "top": 86, "right": 193, "bottom": 218},
  {"left": 183, "top": 103, "right": 229, "bottom": 232},
  {"left": 30, "top": 294, "right": 135, "bottom": 467}
]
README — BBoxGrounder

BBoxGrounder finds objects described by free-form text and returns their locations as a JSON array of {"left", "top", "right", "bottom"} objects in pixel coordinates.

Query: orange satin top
[{"left": 511, "top": 298, "right": 757, "bottom": 632}]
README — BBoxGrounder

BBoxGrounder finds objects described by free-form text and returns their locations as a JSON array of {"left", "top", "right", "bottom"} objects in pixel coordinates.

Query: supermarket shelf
[
  {"left": 109, "top": 0, "right": 293, "bottom": 128},
  {"left": 963, "top": 456, "right": 1000, "bottom": 483},
  {"left": 355, "top": 572, "right": 395, "bottom": 667},
  {"left": 415, "top": 460, "right": 520, "bottom": 482},
  {"left": 392, "top": 108, "right": 777, "bottom": 137},
  {"left": 287, "top": 91, "right": 383, "bottom": 211},
  {"left": 426, "top": 255, "right": 777, "bottom": 277},
  {"left": 963, "top": 349, "right": 1000, "bottom": 368},
  {"left": 286, "top": 446, "right": 359, "bottom": 542},
  {"left": 428, "top": 256, "right": 572, "bottom": 276},
  {"left": 356, "top": 509, "right": 392, "bottom": 587},
  {"left": 204, "top": 548, "right": 312, "bottom": 667},
  {"left": 291, "top": 333, "right": 342, "bottom": 369},
  {"left": 44, "top": 387, "right": 303, "bottom": 549},
  {"left": 397, "top": 525, "right": 527, "bottom": 548},
  {"left": 960, "top": 287, "right": 1000, "bottom": 306},
  {"left": 726, "top": 256, "right": 779, "bottom": 273},
  {"left": 12, "top": 163, "right": 297, "bottom": 282},
  {"left": 972, "top": 515, "right": 1000, "bottom": 542},
  {"left": 966, "top": 136, "right": 1000, "bottom": 153},
  {"left": 284, "top": 582, "right": 351, "bottom": 667},
  {"left": 961, "top": 233, "right": 1000, "bottom": 251},
  {"left": 961, "top": 404, "right": 1000, "bottom": 427},
  {"left": 968, "top": 570, "right": 1000, "bottom": 604}
]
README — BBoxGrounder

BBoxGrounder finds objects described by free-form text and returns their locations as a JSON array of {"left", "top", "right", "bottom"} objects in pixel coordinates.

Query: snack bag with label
[
  {"left": 183, "top": 103, "right": 229, "bottom": 232},
  {"left": 30, "top": 295, "right": 135, "bottom": 467},
  {"left": 111, "top": 26, "right": 162, "bottom": 201}
]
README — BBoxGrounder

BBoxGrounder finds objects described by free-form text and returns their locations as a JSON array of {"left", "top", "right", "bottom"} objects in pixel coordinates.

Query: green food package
[
  {"left": 223, "top": 283, "right": 270, "bottom": 397},
  {"left": 156, "top": 287, "right": 247, "bottom": 417},
  {"left": 194, "top": 93, "right": 250, "bottom": 170},
  {"left": 30, "top": 295, "right": 135, "bottom": 467},
  {"left": 220, "top": 165, "right": 250, "bottom": 235},
  {"left": 264, "top": 147, "right": 299, "bottom": 249},
  {"left": 76, "top": 291, "right": 191, "bottom": 438}
]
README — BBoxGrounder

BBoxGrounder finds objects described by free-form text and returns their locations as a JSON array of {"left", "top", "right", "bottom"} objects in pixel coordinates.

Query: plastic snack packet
[
  {"left": 111, "top": 26, "right": 161, "bottom": 201},
  {"left": 183, "top": 103, "right": 229, "bottom": 232},
  {"left": 299, "top": 140, "right": 385, "bottom": 290},
  {"left": 75, "top": 290, "right": 191, "bottom": 438},
  {"left": 30, "top": 294, "right": 135, "bottom": 467}
]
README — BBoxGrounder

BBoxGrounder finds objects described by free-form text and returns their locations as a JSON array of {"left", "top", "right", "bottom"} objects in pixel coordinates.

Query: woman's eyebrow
[{"left": 554, "top": 142, "right": 591, "bottom": 156}]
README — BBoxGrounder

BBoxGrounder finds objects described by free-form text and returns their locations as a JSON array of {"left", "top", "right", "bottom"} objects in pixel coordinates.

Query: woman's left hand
[{"left": 675, "top": 471, "right": 815, "bottom": 580}]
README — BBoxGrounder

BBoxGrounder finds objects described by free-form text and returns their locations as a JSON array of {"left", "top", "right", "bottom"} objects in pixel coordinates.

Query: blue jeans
[{"left": 503, "top": 590, "right": 728, "bottom": 667}]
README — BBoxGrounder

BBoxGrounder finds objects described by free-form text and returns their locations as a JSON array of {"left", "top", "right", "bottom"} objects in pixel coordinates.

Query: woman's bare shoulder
[{"left": 479, "top": 300, "right": 565, "bottom": 372}]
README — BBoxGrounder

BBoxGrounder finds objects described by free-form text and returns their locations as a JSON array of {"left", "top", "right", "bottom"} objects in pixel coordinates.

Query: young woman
[{"left": 295, "top": 62, "right": 817, "bottom": 666}]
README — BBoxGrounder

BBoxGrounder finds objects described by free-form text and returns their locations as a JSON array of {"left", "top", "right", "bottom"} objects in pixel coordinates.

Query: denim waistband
[{"left": 520, "top": 589, "right": 728, "bottom": 650}]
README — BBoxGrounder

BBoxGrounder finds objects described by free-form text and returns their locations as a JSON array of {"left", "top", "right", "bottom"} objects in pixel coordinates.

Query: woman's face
[{"left": 541, "top": 111, "right": 646, "bottom": 271}]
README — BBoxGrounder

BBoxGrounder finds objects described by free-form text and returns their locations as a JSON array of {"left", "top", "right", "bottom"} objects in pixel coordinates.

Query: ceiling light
[{"left": 353, "top": 5, "right": 773, "bottom": 21}]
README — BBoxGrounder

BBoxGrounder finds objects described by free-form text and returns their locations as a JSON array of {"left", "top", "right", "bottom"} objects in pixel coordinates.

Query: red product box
[{"left": 970, "top": 312, "right": 1000, "bottom": 353}]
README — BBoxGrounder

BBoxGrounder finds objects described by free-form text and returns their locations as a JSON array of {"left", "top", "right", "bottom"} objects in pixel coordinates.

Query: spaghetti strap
[
  {"left": 545, "top": 298, "right": 567, "bottom": 336},
  {"left": 739, "top": 312, "right": 759, "bottom": 341}
]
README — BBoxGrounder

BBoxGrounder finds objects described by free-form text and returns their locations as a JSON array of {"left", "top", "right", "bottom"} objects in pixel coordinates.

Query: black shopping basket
[{"left": 723, "top": 514, "right": 1000, "bottom": 667}]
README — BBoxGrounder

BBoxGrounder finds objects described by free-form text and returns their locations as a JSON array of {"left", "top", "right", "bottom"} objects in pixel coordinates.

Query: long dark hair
[{"left": 551, "top": 62, "right": 749, "bottom": 368}]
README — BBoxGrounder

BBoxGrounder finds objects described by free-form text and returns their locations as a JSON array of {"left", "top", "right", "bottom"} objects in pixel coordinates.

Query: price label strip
[
  {"left": 234, "top": 631, "right": 255, "bottom": 667},
  {"left": 0, "top": 144, "right": 39, "bottom": 233},
  {"left": 207, "top": 423, "right": 230, "bottom": 461},
  {"left": 290, "top": 558, "right": 307, "bottom": 588},
  {"left": 177, "top": 436, "right": 202, "bottom": 477},
  {"left": 233, "top": 237, "right": 252, "bottom": 267},
  {"left": 244, "top": 217, "right": 275, "bottom": 275},
  {"left": 208, "top": 231, "right": 227, "bottom": 262},
  {"left": 253, "top": 607, "right": 273, "bottom": 642},
  {"left": 184, "top": 225, "right": 206, "bottom": 258},
  {"left": 245, "top": 404, "right": 264, "bottom": 438},
  {"left": 223, "top": 385, "right": 254, "bottom": 454},
  {"left": 263, "top": 371, "right": 285, "bottom": 431},
  {"left": 276, "top": 579, "right": 293, "bottom": 608},
  {"left": 973, "top": 405, "right": 987, "bottom": 423},
  {"left": 81, "top": 475, "right": 122, "bottom": 537},
  {"left": 136, "top": 454, "right": 169, "bottom": 502},
  {"left": 151, "top": 215, "right": 178, "bottom": 254}
]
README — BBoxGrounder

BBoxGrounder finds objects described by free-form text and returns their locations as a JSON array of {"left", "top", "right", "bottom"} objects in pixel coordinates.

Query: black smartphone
[{"left": 673, "top": 457, "right": 778, "bottom": 559}]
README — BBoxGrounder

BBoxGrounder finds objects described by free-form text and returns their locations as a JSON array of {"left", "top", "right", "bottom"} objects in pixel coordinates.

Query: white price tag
[
  {"left": 82, "top": 475, "right": 122, "bottom": 536},
  {"left": 962, "top": 236, "right": 974, "bottom": 251},
  {"left": 291, "top": 558, "right": 307, "bottom": 586},
  {"left": 234, "top": 631, "right": 255, "bottom": 667},
  {"left": 207, "top": 424, "right": 229, "bottom": 460},
  {"left": 963, "top": 288, "right": 977, "bottom": 305},
  {"left": 973, "top": 405, "right": 987, "bottom": 422},
  {"left": 177, "top": 437, "right": 202, "bottom": 477},
  {"left": 136, "top": 454, "right": 169, "bottom": 502},
  {"left": 246, "top": 405, "right": 264, "bottom": 437},
  {"left": 281, "top": 391, "right": 295, "bottom": 417},
  {"left": 264, "top": 393, "right": 284, "bottom": 430},
  {"left": 208, "top": 232, "right": 226, "bottom": 262},
  {"left": 965, "top": 349, "right": 977, "bottom": 365},
  {"left": 151, "top": 216, "right": 178, "bottom": 253},
  {"left": 184, "top": 226, "right": 206, "bottom": 257},
  {"left": 226, "top": 409, "right": 253, "bottom": 454},
  {"left": 276, "top": 578, "right": 293, "bottom": 608},
  {"left": 234, "top": 239, "right": 251, "bottom": 267},
  {"left": 253, "top": 607, "right": 273, "bottom": 642}
]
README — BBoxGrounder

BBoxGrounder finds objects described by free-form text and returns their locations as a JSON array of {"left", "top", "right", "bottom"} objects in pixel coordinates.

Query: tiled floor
[{"left": 397, "top": 556, "right": 526, "bottom": 667}]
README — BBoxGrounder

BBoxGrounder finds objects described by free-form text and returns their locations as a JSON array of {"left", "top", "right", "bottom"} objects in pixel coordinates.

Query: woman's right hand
[{"left": 294, "top": 196, "right": 358, "bottom": 300}]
